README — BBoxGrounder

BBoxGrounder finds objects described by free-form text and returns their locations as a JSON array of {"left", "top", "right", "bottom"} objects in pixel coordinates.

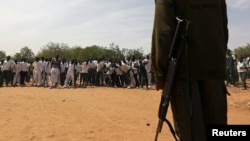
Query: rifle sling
[{"left": 164, "top": 118, "right": 178, "bottom": 141}]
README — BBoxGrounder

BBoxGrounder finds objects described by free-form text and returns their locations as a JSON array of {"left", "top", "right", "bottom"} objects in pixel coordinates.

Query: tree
[
  {"left": 13, "top": 53, "right": 22, "bottom": 61},
  {"left": 70, "top": 46, "right": 83, "bottom": 60},
  {"left": 0, "top": 50, "right": 6, "bottom": 59},
  {"left": 107, "top": 43, "right": 123, "bottom": 59},
  {"left": 81, "top": 45, "right": 103, "bottom": 60},
  {"left": 20, "top": 46, "right": 35, "bottom": 60},
  {"left": 37, "top": 42, "right": 70, "bottom": 59},
  {"left": 234, "top": 43, "right": 250, "bottom": 57},
  {"left": 59, "top": 43, "right": 71, "bottom": 59},
  {"left": 122, "top": 47, "right": 144, "bottom": 60},
  {"left": 35, "top": 41, "right": 148, "bottom": 61}
]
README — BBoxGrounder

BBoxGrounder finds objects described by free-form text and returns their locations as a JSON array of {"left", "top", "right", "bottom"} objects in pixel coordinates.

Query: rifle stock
[{"left": 154, "top": 17, "right": 190, "bottom": 141}]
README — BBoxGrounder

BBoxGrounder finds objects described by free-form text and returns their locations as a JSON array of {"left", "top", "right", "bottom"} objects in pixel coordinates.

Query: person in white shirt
[
  {"left": 79, "top": 61, "right": 89, "bottom": 88},
  {"left": 32, "top": 57, "right": 42, "bottom": 87},
  {"left": 12, "top": 60, "right": 21, "bottom": 86},
  {"left": 63, "top": 59, "right": 76, "bottom": 88},
  {"left": 95, "top": 59, "right": 104, "bottom": 86},
  {"left": 45, "top": 58, "right": 51, "bottom": 85},
  {"left": 0, "top": 60, "right": 2, "bottom": 72},
  {"left": 0, "top": 56, "right": 14, "bottom": 87},
  {"left": 113, "top": 62, "right": 123, "bottom": 87},
  {"left": 20, "top": 58, "right": 28, "bottom": 86},
  {"left": 74, "top": 60, "right": 81, "bottom": 87},
  {"left": 50, "top": 54, "right": 60, "bottom": 88},
  {"left": 143, "top": 55, "right": 152, "bottom": 87},
  {"left": 131, "top": 58, "right": 139, "bottom": 88},
  {"left": 40, "top": 57, "right": 47, "bottom": 86},
  {"left": 106, "top": 64, "right": 114, "bottom": 87},
  {"left": 247, "top": 56, "right": 250, "bottom": 79},
  {"left": 60, "top": 58, "right": 68, "bottom": 86},
  {"left": 120, "top": 60, "right": 130, "bottom": 88},
  {"left": 237, "top": 56, "right": 248, "bottom": 90},
  {"left": 88, "top": 59, "right": 96, "bottom": 86}
]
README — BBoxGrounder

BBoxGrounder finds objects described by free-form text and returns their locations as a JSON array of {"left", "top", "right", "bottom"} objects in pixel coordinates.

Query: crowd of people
[
  {"left": 0, "top": 51, "right": 249, "bottom": 90},
  {"left": 226, "top": 49, "right": 250, "bottom": 90},
  {"left": 0, "top": 54, "right": 155, "bottom": 89}
]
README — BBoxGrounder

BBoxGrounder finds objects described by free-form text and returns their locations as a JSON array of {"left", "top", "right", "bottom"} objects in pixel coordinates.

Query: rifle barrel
[
  {"left": 154, "top": 119, "right": 163, "bottom": 141},
  {"left": 154, "top": 17, "right": 190, "bottom": 141}
]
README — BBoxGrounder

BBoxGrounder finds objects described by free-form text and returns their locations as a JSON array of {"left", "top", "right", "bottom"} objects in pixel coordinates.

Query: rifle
[{"left": 154, "top": 17, "right": 190, "bottom": 141}]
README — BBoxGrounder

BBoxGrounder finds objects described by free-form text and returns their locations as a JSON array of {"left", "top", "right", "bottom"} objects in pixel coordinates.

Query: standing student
[
  {"left": 226, "top": 49, "right": 235, "bottom": 86},
  {"left": 12, "top": 60, "right": 21, "bottom": 86},
  {"left": 32, "top": 57, "right": 42, "bottom": 87},
  {"left": 144, "top": 55, "right": 152, "bottom": 87},
  {"left": 80, "top": 61, "right": 89, "bottom": 88},
  {"left": 237, "top": 56, "right": 248, "bottom": 90},
  {"left": 63, "top": 59, "right": 76, "bottom": 88},
  {"left": 60, "top": 58, "right": 67, "bottom": 87},
  {"left": 0, "top": 56, "right": 14, "bottom": 87},
  {"left": 20, "top": 58, "right": 28, "bottom": 86},
  {"left": 50, "top": 54, "right": 60, "bottom": 88},
  {"left": 138, "top": 60, "right": 148, "bottom": 89}
]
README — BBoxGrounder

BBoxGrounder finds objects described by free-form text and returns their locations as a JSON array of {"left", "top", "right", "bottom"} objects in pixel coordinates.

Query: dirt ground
[{"left": 0, "top": 80, "right": 249, "bottom": 141}]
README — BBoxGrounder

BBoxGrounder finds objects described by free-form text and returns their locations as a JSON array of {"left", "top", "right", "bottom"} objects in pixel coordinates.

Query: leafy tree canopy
[
  {"left": 0, "top": 50, "right": 6, "bottom": 60},
  {"left": 233, "top": 43, "right": 250, "bottom": 58}
]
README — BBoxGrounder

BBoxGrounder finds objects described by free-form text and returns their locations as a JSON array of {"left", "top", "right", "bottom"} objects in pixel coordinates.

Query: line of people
[
  {"left": 0, "top": 54, "right": 156, "bottom": 89},
  {"left": 226, "top": 49, "right": 250, "bottom": 90}
]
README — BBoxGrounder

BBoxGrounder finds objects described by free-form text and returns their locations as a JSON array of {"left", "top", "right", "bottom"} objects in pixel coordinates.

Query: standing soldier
[{"left": 152, "top": 0, "right": 229, "bottom": 140}]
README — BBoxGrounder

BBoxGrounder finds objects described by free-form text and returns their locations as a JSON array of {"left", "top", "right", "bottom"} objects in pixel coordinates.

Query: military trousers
[{"left": 170, "top": 79, "right": 227, "bottom": 141}]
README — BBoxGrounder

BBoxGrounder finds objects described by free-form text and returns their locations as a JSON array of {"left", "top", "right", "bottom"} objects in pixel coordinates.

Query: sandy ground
[{"left": 0, "top": 80, "right": 249, "bottom": 141}]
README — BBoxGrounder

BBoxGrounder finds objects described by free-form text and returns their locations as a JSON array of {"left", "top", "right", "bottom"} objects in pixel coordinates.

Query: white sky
[{"left": 0, "top": 0, "right": 249, "bottom": 56}]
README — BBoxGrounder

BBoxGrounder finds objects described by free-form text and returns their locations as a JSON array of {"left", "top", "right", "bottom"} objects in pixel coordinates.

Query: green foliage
[
  {"left": 3, "top": 42, "right": 148, "bottom": 61},
  {"left": 81, "top": 45, "right": 103, "bottom": 60},
  {"left": 0, "top": 50, "right": 6, "bottom": 59},
  {"left": 35, "top": 42, "right": 145, "bottom": 61},
  {"left": 13, "top": 53, "right": 22, "bottom": 61},
  {"left": 20, "top": 46, "right": 35, "bottom": 60},
  {"left": 234, "top": 43, "right": 250, "bottom": 57},
  {"left": 128, "top": 47, "right": 144, "bottom": 59},
  {"left": 11, "top": 46, "right": 34, "bottom": 61},
  {"left": 37, "top": 42, "right": 70, "bottom": 59}
]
